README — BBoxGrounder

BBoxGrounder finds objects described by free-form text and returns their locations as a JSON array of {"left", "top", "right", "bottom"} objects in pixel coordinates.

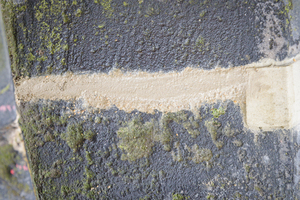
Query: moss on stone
[
  {"left": 199, "top": 10, "right": 206, "bottom": 17},
  {"left": 85, "top": 151, "right": 94, "bottom": 165},
  {"left": 117, "top": 118, "right": 156, "bottom": 161},
  {"left": 222, "top": 122, "right": 235, "bottom": 137},
  {"left": 211, "top": 107, "right": 226, "bottom": 118},
  {"left": 232, "top": 140, "right": 243, "bottom": 147},
  {"left": 98, "top": 0, "right": 114, "bottom": 18},
  {"left": 206, "top": 194, "right": 215, "bottom": 199},
  {"left": 204, "top": 119, "right": 223, "bottom": 149},
  {"left": 195, "top": 36, "right": 205, "bottom": 51},
  {"left": 84, "top": 130, "right": 95, "bottom": 141},
  {"left": 61, "top": 123, "right": 84, "bottom": 152},
  {"left": 44, "top": 131, "right": 55, "bottom": 142},
  {"left": 94, "top": 116, "right": 101, "bottom": 123},
  {"left": 44, "top": 168, "right": 61, "bottom": 178},
  {"left": 190, "top": 144, "right": 212, "bottom": 163},
  {"left": 158, "top": 113, "right": 176, "bottom": 151},
  {"left": 171, "top": 142, "right": 183, "bottom": 162},
  {"left": 254, "top": 185, "right": 264, "bottom": 196},
  {"left": 75, "top": 8, "right": 82, "bottom": 17},
  {"left": 172, "top": 193, "right": 185, "bottom": 200}
]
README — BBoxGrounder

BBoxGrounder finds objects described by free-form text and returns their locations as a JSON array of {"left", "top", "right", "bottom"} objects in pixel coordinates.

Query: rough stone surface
[
  {"left": 18, "top": 100, "right": 297, "bottom": 199},
  {"left": 7, "top": 0, "right": 300, "bottom": 79},
  {"left": 1, "top": 0, "right": 300, "bottom": 199},
  {"left": 0, "top": 7, "right": 16, "bottom": 129}
]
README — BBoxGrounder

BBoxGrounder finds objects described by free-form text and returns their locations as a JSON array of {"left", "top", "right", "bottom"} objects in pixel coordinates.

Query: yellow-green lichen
[
  {"left": 37, "top": 55, "right": 48, "bottom": 62},
  {"left": 211, "top": 106, "right": 226, "bottom": 118},
  {"left": 0, "top": 84, "right": 10, "bottom": 95},
  {"left": 97, "top": 0, "right": 114, "bottom": 18},
  {"left": 206, "top": 194, "right": 215, "bottom": 199},
  {"left": 75, "top": 8, "right": 82, "bottom": 17},
  {"left": 159, "top": 113, "right": 175, "bottom": 151},
  {"left": 98, "top": 23, "right": 105, "bottom": 29},
  {"left": 61, "top": 58, "right": 66, "bottom": 65},
  {"left": 172, "top": 193, "right": 186, "bottom": 200},
  {"left": 199, "top": 10, "right": 206, "bottom": 17},
  {"left": 195, "top": 35, "right": 205, "bottom": 51},
  {"left": 27, "top": 53, "right": 36, "bottom": 61},
  {"left": 116, "top": 110, "right": 206, "bottom": 161}
]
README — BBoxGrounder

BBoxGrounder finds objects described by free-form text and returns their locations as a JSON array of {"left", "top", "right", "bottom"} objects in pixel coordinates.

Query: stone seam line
[{"left": 15, "top": 53, "right": 300, "bottom": 131}]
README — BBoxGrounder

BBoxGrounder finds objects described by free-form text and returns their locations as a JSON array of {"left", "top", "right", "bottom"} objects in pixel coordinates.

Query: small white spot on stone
[{"left": 263, "top": 155, "right": 270, "bottom": 164}]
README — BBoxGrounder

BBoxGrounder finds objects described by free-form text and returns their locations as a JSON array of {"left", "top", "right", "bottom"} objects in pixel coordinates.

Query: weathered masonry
[{"left": 1, "top": 0, "right": 300, "bottom": 199}]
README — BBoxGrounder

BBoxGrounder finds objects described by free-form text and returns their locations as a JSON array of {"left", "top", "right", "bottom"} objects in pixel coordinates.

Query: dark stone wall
[
  {"left": 7, "top": 0, "right": 299, "bottom": 78},
  {"left": 1, "top": 0, "right": 300, "bottom": 199},
  {"left": 18, "top": 99, "right": 297, "bottom": 199}
]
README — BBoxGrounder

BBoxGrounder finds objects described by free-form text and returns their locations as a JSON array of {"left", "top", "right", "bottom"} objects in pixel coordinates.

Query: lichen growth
[
  {"left": 195, "top": 36, "right": 205, "bottom": 51},
  {"left": 204, "top": 119, "right": 223, "bottom": 149},
  {"left": 254, "top": 185, "right": 264, "bottom": 196},
  {"left": 190, "top": 144, "right": 212, "bottom": 163},
  {"left": 84, "top": 129, "right": 96, "bottom": 141},
  {"left": 27, "top": 53, "right": 35, "bottom": 62},
  {"left": 117, "top": 118, "right": 156, "bottom": 161},
  {"left": 199, "top": 10, "right": 206, "bottom": 17},
  {"left": 61, "top": 123, "right": 84, "bottom": 152},
  {"left": 232, "top": 140, "right": 243, "bottom": 147},
  {"left": 171, "top": 142, "right": 183, "bottom": 162},
  {"left": 75, "top": 8, "right": 82, "bottom": 17},
  {"left": 222, "top": 122, "right": 235, "bottom": 137},
  {"left": 206, "top": 194, "right": 215, "bottom": 199},
  {"left": 158, "top": 113, "right": 174, "bottom": 151},
  {"left": 94, "top": 116, "right": 101, "bottom": 123},
  {"left": 44, "top": 168, "right": 61, "bottom": 178},
  {"left": 95, "top": 0, "right": 114, "bottom": 18},
  {"left": 211, "top": 107, "right": 226, "bottom": 118},
  {"left": 172, "top": 193, "right": 185, "bottom": 200},
  {"left": 44, "top": 131, "right": 55, "bottom": 142}
]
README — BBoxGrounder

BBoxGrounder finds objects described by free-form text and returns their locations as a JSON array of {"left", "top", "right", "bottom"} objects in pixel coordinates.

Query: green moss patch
[
  {"left": 211, "top": 107, "right": 226, "bottom": 118},
  {"left": 61, "top": 123, "right": 84, "bottom": 152},
  {"left": 117, "top": 118, "right": 156, "bottom": 161},
  {"left": 190, "top": 144, "right": 212, "bottom": 163},
  {"left": 204, "top": 119, "right": 223, "bottom": 149}
]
